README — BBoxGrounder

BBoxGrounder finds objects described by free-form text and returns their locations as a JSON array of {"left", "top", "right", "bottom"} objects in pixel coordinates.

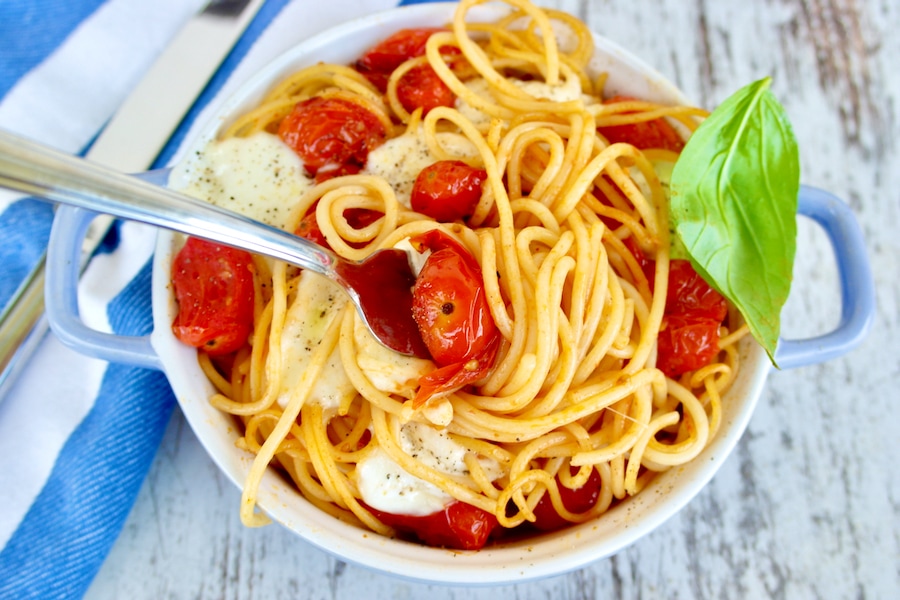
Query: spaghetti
[{"left": 177, "top": 0, "right": 750, "bottom": 548}]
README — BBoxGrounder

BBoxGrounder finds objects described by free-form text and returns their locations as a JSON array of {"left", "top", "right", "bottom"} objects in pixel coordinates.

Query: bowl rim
[{"left": 150, "top": 1, "right": 771, "bottom": 586}]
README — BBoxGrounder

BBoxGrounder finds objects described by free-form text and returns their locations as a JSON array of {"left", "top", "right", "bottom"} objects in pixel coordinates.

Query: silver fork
[{"left": 0, "top": 130, "right": 428, "bottom": 358}]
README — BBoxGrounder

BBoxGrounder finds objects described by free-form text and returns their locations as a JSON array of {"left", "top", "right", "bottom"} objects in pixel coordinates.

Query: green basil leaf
[{"left": 669, "top": 77, "right": 799, "bottom": 365}]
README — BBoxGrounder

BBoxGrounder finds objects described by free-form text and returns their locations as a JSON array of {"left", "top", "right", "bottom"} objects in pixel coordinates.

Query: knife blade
[{"left": 0, "top": 0, "right": 264, "bottom": 398}]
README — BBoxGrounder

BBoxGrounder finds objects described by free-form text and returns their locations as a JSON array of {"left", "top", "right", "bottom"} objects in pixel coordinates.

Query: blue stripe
[
  {"left": 0, "top": 260, "right": 176, "bottom": 599},
  {"left": 0, "top": 0, "right": 106, "bottom": 101},
  {"left": 0, "top": 198, "right": 55, "bottom": 307}
]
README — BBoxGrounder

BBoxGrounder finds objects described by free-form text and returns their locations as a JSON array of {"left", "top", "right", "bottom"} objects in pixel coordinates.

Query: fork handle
[{"left": 0, "top": 129, "right": 339, "bottom": 277}]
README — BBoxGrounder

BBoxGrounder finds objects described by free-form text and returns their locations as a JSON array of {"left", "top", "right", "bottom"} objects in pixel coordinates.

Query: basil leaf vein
[{"left": 669, "top": 76, "right": 800, "bottom": 364}]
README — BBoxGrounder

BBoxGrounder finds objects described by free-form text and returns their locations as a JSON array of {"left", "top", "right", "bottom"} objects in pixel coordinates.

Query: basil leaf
[{"left": 669, "top": 77, "right": 799, "bottom": 365}]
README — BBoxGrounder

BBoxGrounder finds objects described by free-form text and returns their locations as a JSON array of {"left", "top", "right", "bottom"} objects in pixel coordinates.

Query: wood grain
[{"left": 85, "top": 1, "right": 899, "bottom": 598}]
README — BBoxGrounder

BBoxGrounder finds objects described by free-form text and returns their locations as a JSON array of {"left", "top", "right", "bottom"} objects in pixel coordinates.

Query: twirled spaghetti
[{"left": 174, "top": 0, "right": 750, "bottom": 548}]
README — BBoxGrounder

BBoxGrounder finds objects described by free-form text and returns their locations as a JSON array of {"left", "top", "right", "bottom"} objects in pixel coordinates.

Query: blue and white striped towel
[{"left": 0, "top": 0, "right": 437, "bottom": 597}]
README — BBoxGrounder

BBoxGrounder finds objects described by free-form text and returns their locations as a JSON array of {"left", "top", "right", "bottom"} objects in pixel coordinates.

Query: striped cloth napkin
[{"left": 0, "top": 0, "right": 436, "bottom": 597}]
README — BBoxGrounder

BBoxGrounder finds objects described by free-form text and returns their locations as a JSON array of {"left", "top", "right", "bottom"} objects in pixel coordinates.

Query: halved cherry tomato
[
  {"left": 665, "top": 259, "right": 728, "bottom": 321},
  {"left": 625, "top": 238, "right": 727, "bottom": 377},
  {"left": 411, "top": 160, "right": 487, "bottom": 222},
  {"left": 171, "top": 237, "right": 255, "bottom": 356},
  {"left": 625, "top": 238, "right": 726, "bottom": 319},
  {"left": 597, "top": 95, "right": 685, "bottom": 152},
  {"left": 355, "top": 27, "right": 458, "bottom": 92},
  {"left": 531, "top": 466, "right": 603, "bottom": 531},
  {"left": 277, "top": 96, "right": 386, "bottom": 178},
  {"left": 367, "top": 500, "right": 498, "bottom": 550},
  {"left": 410, "top": 230, "right": 500, "bottom": 406},
  {"left": 396, "top": 64, "right": 456, "bottom": 115},
  {"left": 415, "top": 335, "right": 500, "bottom": 407},
  {"left": 656, "top": 314, "right": 722, "bottom": 377}
]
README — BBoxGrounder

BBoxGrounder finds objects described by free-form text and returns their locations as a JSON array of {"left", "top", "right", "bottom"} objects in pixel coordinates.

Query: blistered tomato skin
[
  {"left": 396, "top": 64, "right": 456, "bottom": 116},
  {"left": 598, "top": 95, "right": 685, "bottom": 152},
  {"left": 355, "top": 27, "right": 456, "bottom": 92},
  {"left": 295, "top": 210, "right": 330, "bottom": 248},
  {"left": 411, "top": 160, "right": 487, "bottom": 222},
  {"left": 368, "top": 500, "right": 498, "bottom": 550},
  {"left": 411, "top": 232, "right": 497, "bottom": 365},
  {"left": 665, "top": 259, "right": 728, "bottom": 321},
  {"left": 656, "top": 314, "right": 722, "bottom": 377},
  {"left": 295, "top": 204, "right": 382, "bottom": 250},
  {"left": 656, "top": 260, "right": 727, "bottom": 377},
  {"left": 277, "top": 96, "right": 386, "bottom": 178},
  {"left": 171, "top": 237, "right": 255, "bottom": 356},
  {"left": 625, "top": 240, "right": 727, "bottom": 378},
  {"left": 531, "top": 467, "right": 604, "bottom": 531}
]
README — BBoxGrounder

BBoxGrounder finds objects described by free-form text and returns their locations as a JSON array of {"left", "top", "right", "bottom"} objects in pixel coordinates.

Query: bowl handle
[
  {"left": 45, "top": 173, "right": 165, "bottom": 371},
  {"left": 774, "top": 185, "right": 876, "bottom": 369}
]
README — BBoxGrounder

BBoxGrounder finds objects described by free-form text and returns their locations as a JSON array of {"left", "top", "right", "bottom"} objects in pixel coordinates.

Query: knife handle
[{"left": 0, "top": 255, "right": 48, "bottom": 396}]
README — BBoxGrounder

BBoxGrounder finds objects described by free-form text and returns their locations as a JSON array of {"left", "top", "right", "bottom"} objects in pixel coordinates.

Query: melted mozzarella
[
  {"left": 356, "top": 421, "right": 501, "bottom": 516},
  {"left": 172, "top": 132, "right": 313, "bottom": 229},
  {"left": 455, "top": 78, "right": 494, "bottom": 128},
  {"left": 393, "top": 237, "right": 430, "bottom": 277},
  {"left": 512, "top": 76, "right": 584, "bottom": 103},
  {"left": 355, "top": 447, "right": 448, "bottom": 516},
  {"left": 353, "top": 317, "right": 433, "bottom": 399},
  {"left": 277, "top": 272, "right": 355, "bottom": 411},
  {"left": 363, "top": 126, "right": 477, "bottom": 208},
  {"left": 456, "top": 77, "right": 595, "bottom": 127},
  {"left": 419, "top": 397, "right": 454, "bottom": 428}
]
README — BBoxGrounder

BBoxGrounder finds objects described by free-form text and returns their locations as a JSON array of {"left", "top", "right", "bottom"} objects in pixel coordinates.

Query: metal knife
[{"left": 0, "top": 0, "right": 264, "bottom": 398}]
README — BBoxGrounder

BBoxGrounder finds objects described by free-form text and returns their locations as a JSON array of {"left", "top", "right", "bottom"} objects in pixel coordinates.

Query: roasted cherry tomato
[
  {"left": 411, "top": 160, "right": 487, "bottom": 222},
  {"left": 171, "top": 237, "right": 255, "bottom": 356},
  {"left": 656, "top": 314, "right": 722, "bottom": 377},
  {"left": 356, "top": 27, "right": 457, "bottom": 92},
  {"left": 410, "top": 230, "right": 500, "bottom": 406},
  {"left": 295, "top": 210, "right": 329, "bottom": 248},
  {"left": 598, "top": 95, "right": 685, "bottom": 152},
  {"left": 277, "top": 96, "right": 386, "bottom": 178},
  {"left": 414, "top": 335, "right": 500, "bottom": 407},
  {"left": 367, "top": 500, "right": 498, "bottom": 550},
  {"left": 295, "top": 204, "right": 382, "bottom": 250},
  {"left": 625, "top": 239, "right": 727, "bottom": 377},
  {"left": 411, "top": 231, "right": 497, "bottom": 365},
  {"left": 666, "top": 259, "right": 728, "bottom": 321},
  {"left": 397, "top": 64, "right": 456, "bottom": 115},
  {"left": 624, "top": 236, "right": 656, "bottom": 287},
  {"left": 531, "top": 466, "right": 603, "bottom": 531}
]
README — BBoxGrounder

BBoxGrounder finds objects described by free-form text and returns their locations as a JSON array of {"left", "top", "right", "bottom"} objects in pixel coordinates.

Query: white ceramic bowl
[{"left": 45, "top": 1, "right": 874, "bottom": 586}]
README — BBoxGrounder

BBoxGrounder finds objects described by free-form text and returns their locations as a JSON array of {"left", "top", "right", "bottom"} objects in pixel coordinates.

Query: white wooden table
[{"left": 86, "top": 1, "right": 899, "bottom": 597}]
